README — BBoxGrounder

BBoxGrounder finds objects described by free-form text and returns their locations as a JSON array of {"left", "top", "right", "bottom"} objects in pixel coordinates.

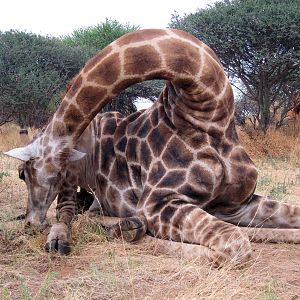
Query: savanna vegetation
[
  {"left": 0, "top": 123, "right": 299, "bottom": 299},
  {"left": 1, "top": 1, "right": 299, "bottom": 131},
  {"left": 0, "top": 0, "right": 300, "bottom": 299},
  {"left": 170, "top": 0, "right": 300, "bottom": 131},
  {"left": 0, "top": 19, "right": 162, "bottom": 128}
]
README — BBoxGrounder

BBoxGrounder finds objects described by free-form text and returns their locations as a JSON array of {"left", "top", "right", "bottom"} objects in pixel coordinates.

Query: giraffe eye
[{"left": 18, "top": 169, "right": 25, "bottom": 181}]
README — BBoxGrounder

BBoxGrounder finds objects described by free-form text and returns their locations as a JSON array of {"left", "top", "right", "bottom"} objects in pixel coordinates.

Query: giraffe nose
[{"left": 24, "top": 213, "right": 49, "bottom": 232}]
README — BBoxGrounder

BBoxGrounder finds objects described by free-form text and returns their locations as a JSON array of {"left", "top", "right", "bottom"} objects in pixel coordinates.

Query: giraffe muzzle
[{"left": 24, "top": 211, "right": 49, "bottom": 233}]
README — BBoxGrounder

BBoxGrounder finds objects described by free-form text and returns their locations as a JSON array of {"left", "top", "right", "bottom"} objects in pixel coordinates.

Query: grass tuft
[{"left": 0, "top": 123, "right": 299, "bottom": 299}]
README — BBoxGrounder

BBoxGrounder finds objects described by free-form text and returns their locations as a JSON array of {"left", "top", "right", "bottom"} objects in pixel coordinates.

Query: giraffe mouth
[
  {"left": 23, "top": 209, "right": 49, "bottom": 232},
  {"left": 24, "top": 217, "right": 50, "bottom": 234}
]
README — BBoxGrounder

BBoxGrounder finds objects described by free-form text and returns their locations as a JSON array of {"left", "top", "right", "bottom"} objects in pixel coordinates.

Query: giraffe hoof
[
  {"left": 107, "top": 217, "right": 147, "bottom": 242},
  {"left": 45, "top": 240, "right": 57, "bottom": 252},
  {"left": 45, "top": 239, "right": 71, "bottom": 255},
  {"left": 45, "top": 223, "right": 71, "bottom": 255}
]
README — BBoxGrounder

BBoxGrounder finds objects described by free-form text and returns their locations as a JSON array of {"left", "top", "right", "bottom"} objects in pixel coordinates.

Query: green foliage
[
  {"left": 0, "top": 30, "right": 91, "bottom": 127},
  {"left": 1, "top": 287, "right": 11, "bottom": 300},
  {"left": 170, "top": 0, "right": 300, "bottom": 131},
  {"left": 62, "top": 18, "right": 140, "bottom": 51},
  {"left": 263, "top": 279, "right": 279, "bottom": 300},
  {"left": 0, "top": 171, "right": 9, "bottom": 181},
  {"left": 0, "top": 20, "right": 163, "bottom": 126}
]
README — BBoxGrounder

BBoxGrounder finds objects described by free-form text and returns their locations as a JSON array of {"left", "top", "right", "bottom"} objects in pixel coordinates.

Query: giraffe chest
[{"left": 83, "top": 111, "right": 258, "bottom": 216}]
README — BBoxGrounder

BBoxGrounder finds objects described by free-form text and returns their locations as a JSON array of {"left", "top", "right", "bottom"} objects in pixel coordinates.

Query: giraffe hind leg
[
  {"left": 144, "top": 199, "right": 253, "bottom": 267},
  {"left": 214, "top": 194, "right": 300, "bottom": 243},
  {"left": 97, "top": 213, "right": 251, "bottom": 267},
  {"left": 240, "top": 227, "right": 300, "bottom": 243}
]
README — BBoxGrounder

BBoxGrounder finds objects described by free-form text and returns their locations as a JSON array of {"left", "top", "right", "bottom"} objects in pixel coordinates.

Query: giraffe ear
[
  {"left": 69, "top": 149, "right": 86, "bottom": 161},
  {"left": 4, "top": 144, "right": 36, "bottom": 161}
]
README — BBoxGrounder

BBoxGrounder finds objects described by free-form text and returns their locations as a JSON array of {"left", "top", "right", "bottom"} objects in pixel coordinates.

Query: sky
[{"left": 0, "top": 0, "right": 216, "bottom": 37}]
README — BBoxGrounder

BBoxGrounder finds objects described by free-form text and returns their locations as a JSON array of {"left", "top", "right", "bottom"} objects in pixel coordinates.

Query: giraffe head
[{"left": 5, "top": 134, "right": 85, "bottom": 228}]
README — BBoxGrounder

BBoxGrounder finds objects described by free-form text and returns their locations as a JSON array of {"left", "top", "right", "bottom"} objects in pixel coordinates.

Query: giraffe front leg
[
  {"left": 214, "top": 194, "right": 300, "bottom": 243},
  {"left": 145, "top": 199, "right": 252, "bottom": 267},
  {"left": 45, "top": 221, "right": 71, "bottom": 255},
  {"left": 45, "top": 182, "right": 77, "bottom": 255}
]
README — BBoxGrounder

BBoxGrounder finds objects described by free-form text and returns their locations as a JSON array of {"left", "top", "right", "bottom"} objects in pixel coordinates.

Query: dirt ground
[{"left": 0, "top": 134, "right": 300, "bottom": 299}]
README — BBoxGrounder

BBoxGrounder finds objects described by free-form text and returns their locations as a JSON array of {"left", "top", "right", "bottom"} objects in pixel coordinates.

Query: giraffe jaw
[{"left": 24, "top": 186, "right": 59, "bottom": 230}]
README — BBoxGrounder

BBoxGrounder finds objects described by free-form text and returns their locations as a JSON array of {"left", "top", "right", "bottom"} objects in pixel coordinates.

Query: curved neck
[{"left": 46, "top": 29, "right": 234, "bottom": 163}]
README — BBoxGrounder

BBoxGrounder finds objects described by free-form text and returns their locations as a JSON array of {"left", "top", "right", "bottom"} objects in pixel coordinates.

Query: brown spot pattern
[
  {"left": 126, "top": 138, "right": 139, "bottom": 161},
  {"left": 117, "top": 29, "right": 166, "bottom": 46},
  {"left": 159, "top": 38, "right": 200, "bottom": 76},
  {"left": 84, "top": 45, "right": 113, "bottom": 73},
  {"left": 52, "top": 121, "right": 66, "bottom": 138},
  {"left": 147, "top": 125, "right": 172, "bottom": 157},
  {"left": 109, "top": 156, "right": 129, "bottom": 189},
  {"left": 157, "top": 170, "right": 185, "bottom": 188},
  {"left": 148, "top": 161, "right": 166, "bottom": 186},
  {"left": 88, "top": 53, "right": 121, "bottom": 86},
  {"left": 162, "top": 137, "right": 193, "bottom": 168},
  {"left": 188, "top": 165, "right": 214, "bottom": 193},
  {"left": 102, "top": 118, "right": 117, "bottom": 135},
  {"left": 76, "top": 86, "right": 107, "bottom": 115},
  {"left": 140, "top": 141, "right": 152, "bottom": 170},
  {"left": 67, "top": 75, "right": 83, "bottom": 98},
  {"left": 64, "top": 104, "right": 84, "bottom": 135},
  {"left": 124, "top": 45, "right": 161, "bottom": 76}
]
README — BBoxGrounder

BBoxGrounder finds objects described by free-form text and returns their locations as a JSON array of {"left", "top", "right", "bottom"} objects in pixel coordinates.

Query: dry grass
[
  {"left": 237, "top": 124, "right": 300, "bottom": 159},
  {"left": 0, "top": 125, "right": 38, "bottom": 152},
  {"left": 0, "top": 124, "right": 300, "bottom": 299}
]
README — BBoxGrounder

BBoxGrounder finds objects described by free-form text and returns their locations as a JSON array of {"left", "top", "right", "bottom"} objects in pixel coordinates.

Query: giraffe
[{"left": 5, "top": 29, "right": 300, "bottom": 267}]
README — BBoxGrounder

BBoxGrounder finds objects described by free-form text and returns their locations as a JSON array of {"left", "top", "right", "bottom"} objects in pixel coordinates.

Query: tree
[
  {"left": 63, "top": 18, "right": 140, "bottom": 51},
  {"left": 62, "top": 19, "right": 163, "bottom": 114},
  {"left": 170, "top": 0, "right": 300, "bottom": 131},
  {"left": 0, "top": 30, "right": 91, "bottom": 127}
]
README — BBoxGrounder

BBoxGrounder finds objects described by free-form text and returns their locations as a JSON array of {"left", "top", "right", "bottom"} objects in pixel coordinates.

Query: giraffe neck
[{"left": 44, "top": 29, "right": 235, "bottom": 165}]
